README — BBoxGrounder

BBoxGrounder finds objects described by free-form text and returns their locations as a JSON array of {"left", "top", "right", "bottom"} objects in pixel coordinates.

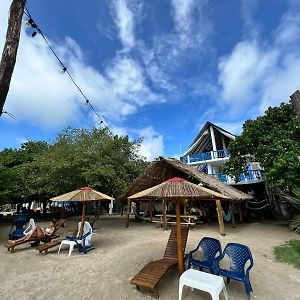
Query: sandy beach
[{"left": 1, "top": 216, "right": 300, "bottom": 300}]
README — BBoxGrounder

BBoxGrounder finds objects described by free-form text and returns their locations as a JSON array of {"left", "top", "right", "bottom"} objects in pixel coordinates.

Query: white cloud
[
  {"left": 171, "top": 0, "right": 208, "bottom": 47},
  {"left": 218, "top": 41, "right": 277, "bottom": 111},
  {"left": 218, "top": 0, "right": 300, "bottom": 115},
  {"left": 110, "top": 124, "right": 164, "bottom": 161},
  {"left": 0, "top": 0, "right": 165, "bottom": 129},
  {"left": 112, "top": 0, "right": 135, "bottom": 50},
  {"left": 137, "top": 126, "right": 164, "bottom": 161}
]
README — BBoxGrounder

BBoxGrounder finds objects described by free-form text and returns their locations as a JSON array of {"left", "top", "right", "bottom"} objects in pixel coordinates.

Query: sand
[{"left": 0, "top": 216, "right": 300, "bottom": 300}]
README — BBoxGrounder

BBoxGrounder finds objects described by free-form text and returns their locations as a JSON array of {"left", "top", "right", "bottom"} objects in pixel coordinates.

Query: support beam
[
  {"left": 163, "top": 199, "right": 167, "bottom": 231},
  {"left": 238, "top": 203, "right": 243, "bottom": 223},
  {"left": 230, "top": 202, "right": 236, "bottom": 228},
  {"left": 210, "top": 125, "right": 217, "bottom": 152},
  {"left": 125, "top": 198, "right": 131, "bottom": 228},
  {"left": 80, "top": 202, "right": 87, "bottom": 237},
  {"left": 149, "top": 200, "right": 153, "bottom": 223},
  {"left": 216, "top": 200, "right": 225, "bottom": 236},
  {"left": 183, "top": 200, "right": 187, "bottom": 216},
  {"left": 175, "top": 201, "right": 184, "bottom": 275}
]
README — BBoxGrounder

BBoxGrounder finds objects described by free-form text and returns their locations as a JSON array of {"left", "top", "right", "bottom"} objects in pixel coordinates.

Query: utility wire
[{"left": 23, "top": 6, "right": 110, "bottom": 132}]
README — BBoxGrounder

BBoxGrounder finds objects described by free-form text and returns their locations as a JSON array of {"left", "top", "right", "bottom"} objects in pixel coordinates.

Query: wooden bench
[
  {"left": 130, "top": 226, "right": 189, "bottom": 298},
  {"left": 36, "top": 239, "right": 62, "bottom": 255}
]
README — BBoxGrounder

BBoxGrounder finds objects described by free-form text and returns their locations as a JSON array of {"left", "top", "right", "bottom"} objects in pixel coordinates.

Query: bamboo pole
[
  {"left": 175, "top": 201, "right": 184, "bottom": 275},
  {"left": 216, "top": 200, "right": 225, "bottom": 236},
  {"left": 230, "top": 202, "right": 236, "bottom": 228},
  {"left": 125, "top": 198, "right": 131, "bottom": 228},
  {"left": 238, "top": 203, "right": 243, "bottom": 223},
  {"left": 149, "top": 200, "right": 153, "bottom": 223}
]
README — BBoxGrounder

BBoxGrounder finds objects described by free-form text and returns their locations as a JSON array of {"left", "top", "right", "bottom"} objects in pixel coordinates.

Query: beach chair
[
  {"left": 8, "top": 214, "right": 28, "bottom": 240},
  {"left": 188, "top": 237, "right": 222, "bottom": 273},
  {"left": 58, "top": 221, "right": 95, "bottom": 257},
  {"left": 214, "top": 243, "right": 254, "bottom": 300},
  {"left": 130, "top": 226, "right": 189, "bottom": 298},
  {"left": 5, "top": 219, "right": 65, "bottom": 253}
]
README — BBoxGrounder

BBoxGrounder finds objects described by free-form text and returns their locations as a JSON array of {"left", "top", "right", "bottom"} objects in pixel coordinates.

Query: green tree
[
  {"left": 222, "top": 101, "right": 300, "bottom": 192},
  {"left": 0, "top": 127, "right": 148, "bottom": 204}
]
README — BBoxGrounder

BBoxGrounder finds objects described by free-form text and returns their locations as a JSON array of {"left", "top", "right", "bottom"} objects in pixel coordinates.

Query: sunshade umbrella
[
  {"left": 50, "top": 187, "right": 114, "bottom": 236},
  {"left": 128, "top": 177, "right": 230, "bottom": 274}
]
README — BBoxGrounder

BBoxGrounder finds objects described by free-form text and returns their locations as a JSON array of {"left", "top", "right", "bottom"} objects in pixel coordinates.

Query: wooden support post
[
  {"left": 216, "top": 200, "right": 225, "bottom": 236},
  {"left": 183, "top": 200, "right": 187, "bottom": 216},
  {"left": 230, "top": 202, "right": 236, "bottom": 228},
  {"left": 80, "top": 202, "right": 87, "bottom": 237},
  {"left": 238, "top": 203, "right": 243, "bottom": 223},
  {"left": 175, "top": 201, "right": 184, "bottom": 275},
  {"left": 163, "top": 199, "right": 167, "bottom": 231},
  {"left": 125, "top": 198, "right": 131, "bottom": 228},
  {"left": 149, "top": 200, "right": 153, "bottom": 223}
]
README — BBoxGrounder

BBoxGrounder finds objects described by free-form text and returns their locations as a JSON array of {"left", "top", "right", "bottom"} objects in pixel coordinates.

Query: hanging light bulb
[
  {"left": 25, "top": 18, "right": 33, "bottom": 27},
  {"left": 60, "top": 67, "right": 67, "bottom": 73},
  {"left": 85, "top": 100, "right": 90, "bottom": 105},
  {"left": 31, "top": 31, "right": 38, "bottom": 37}
]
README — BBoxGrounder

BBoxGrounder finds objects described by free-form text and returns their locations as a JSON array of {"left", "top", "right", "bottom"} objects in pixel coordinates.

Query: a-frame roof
[{"left": 182, "top": 121, "right": 236, "bottom": 156}]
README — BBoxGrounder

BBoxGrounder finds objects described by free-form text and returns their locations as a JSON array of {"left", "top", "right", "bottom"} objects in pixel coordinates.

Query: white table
[{"left": 179, "top": 269, "right": 228, "bottom": 300}]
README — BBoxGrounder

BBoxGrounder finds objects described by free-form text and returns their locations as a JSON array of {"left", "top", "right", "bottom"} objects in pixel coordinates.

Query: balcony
[
  {"left": 210, "top": 170, "right": 264, "bottom": 184},
  {"left": 180, "top": 149, "right": 229, "bottom": 164}
]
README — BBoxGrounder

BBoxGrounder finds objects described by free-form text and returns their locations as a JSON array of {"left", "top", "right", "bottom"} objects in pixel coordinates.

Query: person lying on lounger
[{"left": 7, "top": 219, "right": 57, "bottom": 244}]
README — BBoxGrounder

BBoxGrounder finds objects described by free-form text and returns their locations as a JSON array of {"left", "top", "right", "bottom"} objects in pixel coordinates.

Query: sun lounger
[
  {"left": 5, "top": 219, "right": 65, "bottom": 253},
  {"left": 130, "top": 226, "right": 189, "bottom": 298},
  {"left": 36, "top": 239, "right": 63, "bottom": 255}
]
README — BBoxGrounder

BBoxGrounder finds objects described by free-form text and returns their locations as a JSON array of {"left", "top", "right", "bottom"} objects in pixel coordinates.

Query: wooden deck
[{"left": 130, "top": 226, "right": 189, "bottom": 298}]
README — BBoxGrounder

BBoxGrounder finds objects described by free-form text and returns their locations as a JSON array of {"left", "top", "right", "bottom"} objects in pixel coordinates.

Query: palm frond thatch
[
  {"left": 119, "top": 157, "right": 252, "bottom": 202},
  {"left": 50, "top": 187, "right": 114, "bottom": 202},
  {"left": 128, "top": 178, "right": 230, "bottom": 200}
]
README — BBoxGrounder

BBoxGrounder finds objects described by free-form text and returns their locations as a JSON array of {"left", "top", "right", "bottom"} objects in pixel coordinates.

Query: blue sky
[{"left": 0, "top": 0, "right": 299, "bottom": 160}]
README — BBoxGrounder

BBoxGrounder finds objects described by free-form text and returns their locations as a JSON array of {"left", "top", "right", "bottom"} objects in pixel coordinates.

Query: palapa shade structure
[
  {"left": 50, "top": 187, "right": 114, "bottom": 236},
  {"left": 120, "top": 157, "right": 252, "bottom": 233},
  {"left": 128, "top": 177, "right": 230, "bottom": 274}
]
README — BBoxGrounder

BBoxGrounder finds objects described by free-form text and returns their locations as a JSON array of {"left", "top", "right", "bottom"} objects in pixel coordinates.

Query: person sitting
[{"left": 7, "top": 219, "right": 57, "bottom": 244}]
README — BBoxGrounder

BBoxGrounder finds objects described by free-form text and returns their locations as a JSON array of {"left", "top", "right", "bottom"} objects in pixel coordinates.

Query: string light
[{"left": 23, "top": 6, "right": 110, "bottom": 133}]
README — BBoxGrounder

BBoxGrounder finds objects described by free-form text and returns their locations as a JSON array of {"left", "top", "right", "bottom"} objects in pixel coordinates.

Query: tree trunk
[
  {"left": 290, "top": 90, "right": 300, "bottom": 122},
  {"left": 0, "top": 0, "right": 26, "bottom": 115}
]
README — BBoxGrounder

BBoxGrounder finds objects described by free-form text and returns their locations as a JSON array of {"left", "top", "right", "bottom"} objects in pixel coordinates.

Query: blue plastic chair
[
  {"left": 188, "top": 237, "right": 222, "bottom": 273},
  {"left": 214, "top": 243, "right": 254, "bottom": 300},
  {"left": 8, "top": 214, "right": 28, "bottom": 240}
]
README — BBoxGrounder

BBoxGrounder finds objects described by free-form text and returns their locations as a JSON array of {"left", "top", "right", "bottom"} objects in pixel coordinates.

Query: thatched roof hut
[{"left": 119, "top": 157, "right": 252, "bottom": 202}]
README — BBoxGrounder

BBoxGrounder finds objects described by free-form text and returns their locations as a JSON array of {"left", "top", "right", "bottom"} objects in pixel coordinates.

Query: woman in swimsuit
[{"left": 8, "top": 219, "right": 57, "bottom": 244}]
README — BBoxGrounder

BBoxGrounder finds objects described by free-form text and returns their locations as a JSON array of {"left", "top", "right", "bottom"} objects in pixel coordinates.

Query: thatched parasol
[
  {"left": 50, "top": 187, "right": 114, "bottom": 235},
  {"left": 128, "top": 177, "right": 229, "bottom": 274}
]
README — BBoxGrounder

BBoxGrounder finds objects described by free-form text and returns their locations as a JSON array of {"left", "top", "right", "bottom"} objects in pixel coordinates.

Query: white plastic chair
[
  {"left": 179, "top": 269, "right": 228, "bottom": 300},
  {"left": 23, "top": 219, "right": 35, "bottom": 236},
  {"left": 58, "top": 221, "right": 94, "bottom": 257}
]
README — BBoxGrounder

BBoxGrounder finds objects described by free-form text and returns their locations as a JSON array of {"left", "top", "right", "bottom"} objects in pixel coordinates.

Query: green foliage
[
  {"left": 0, "top": 127, "right": 148, "bottom": 203},
  {"left": 282, "top": 188, "right": 300, "bottom": 233},
  {"left": 222, "top": 102, "right": 300, "bottom": 191},
  {"left": 274, "top": 240, "right": 300, "bottom": 269}
]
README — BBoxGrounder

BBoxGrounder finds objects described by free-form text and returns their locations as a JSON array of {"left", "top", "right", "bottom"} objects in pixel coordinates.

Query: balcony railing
[
  {"left": 180, "top": 149, "right": 229, "bottom": 164},
  {"left": 210, "top": 170, "right": 264, "bottom": 184}
]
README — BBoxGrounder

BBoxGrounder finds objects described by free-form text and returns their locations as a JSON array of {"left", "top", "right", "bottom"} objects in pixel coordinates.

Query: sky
[{"left": 0, "top": 0, "right": 299, "bottom": 160}]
